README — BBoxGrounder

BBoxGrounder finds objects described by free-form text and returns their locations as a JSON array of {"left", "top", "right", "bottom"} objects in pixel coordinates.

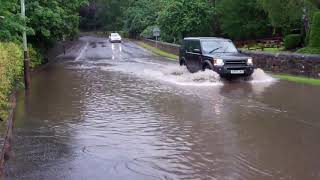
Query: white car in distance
[{"left": 109, "top": 33, "right": 122, "bottom": 43}]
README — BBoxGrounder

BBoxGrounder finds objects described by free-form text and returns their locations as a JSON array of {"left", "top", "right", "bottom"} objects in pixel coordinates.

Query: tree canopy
[
  {"left": 0, "top": 0, "right": 24, "bottom": 41},
  {"left": 218, "top": 0, "right": 270, "bottom": 40},
  {"left": 1, "top": 0, "right": 320, "bottom": 47},
  {"left": 123, "top": 0, "right": 160, "bottom": 37},
  {"left": 158, "top": 0, "right": 214, "bottom": 41},
  {"left": 1, "top": 0, "right": 87, "bottom": 46}
]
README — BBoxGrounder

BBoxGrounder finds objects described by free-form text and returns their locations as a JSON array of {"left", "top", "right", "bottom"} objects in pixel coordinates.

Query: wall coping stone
[{"left": 243, "top": 50, "right": 320, "bottom": 62}]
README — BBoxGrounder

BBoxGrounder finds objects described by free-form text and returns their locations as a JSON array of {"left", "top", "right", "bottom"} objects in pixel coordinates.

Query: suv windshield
[{"left": 201, "top": 40, "right": 238, "bottom": 53}]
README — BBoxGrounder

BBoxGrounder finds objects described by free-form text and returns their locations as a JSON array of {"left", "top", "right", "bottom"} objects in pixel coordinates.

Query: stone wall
[
  {"left": 141, "top": 38, "right": 320, "bottom": 78},
  {"left": 242, "top": 51, "right": 320, "bottom": 78}
]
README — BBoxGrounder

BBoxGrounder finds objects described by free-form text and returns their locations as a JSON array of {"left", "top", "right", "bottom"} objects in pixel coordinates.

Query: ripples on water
[
  {"left": 50, "top": 56, "right": 278, "bottom": 179},
  {"left": 11, "top": 39, "right": 320, "bottom": 180}
]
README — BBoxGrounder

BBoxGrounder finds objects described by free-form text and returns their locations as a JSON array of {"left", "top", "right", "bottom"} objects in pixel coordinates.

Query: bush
[
  {"left": 140, "top": 26, "right": 158, "bottom": 39},
  {"left": 0, "top": 42, "right": 23, "bottom": 119},
  {"left": 309, "top": 11, "right": 320, "bottom": 47},
  {"left": 118, "top": 31, "right": 129, "bottom": 38},
  {"left": 284, "top": 34, "right": 302, "bottom": 50},
  {"left": 28, "top": 45, "right": 43, "bottom": 69}
]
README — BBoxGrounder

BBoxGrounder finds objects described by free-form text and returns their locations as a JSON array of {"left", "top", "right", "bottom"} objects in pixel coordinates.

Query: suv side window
[
  {"left": 184, "top": 40, "right": 190, "bottom": 52},
  {"left": 181, "top": 40, "right": 186, "bottom": 50},
  {"left": 190, "top": 40, "right": 201, "bottom": 52},
  {"left": 186, "top": 40, "right": 201, "bottom": 53}
]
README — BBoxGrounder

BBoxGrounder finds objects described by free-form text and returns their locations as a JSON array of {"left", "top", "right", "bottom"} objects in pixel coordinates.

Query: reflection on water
[{"left": 5, "top": 36, "right": 320, "bottom": 180}]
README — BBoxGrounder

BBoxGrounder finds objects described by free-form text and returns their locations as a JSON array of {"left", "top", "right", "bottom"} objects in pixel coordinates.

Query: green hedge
[
  {"left": 28, "top": 45, "right": 43, "bottom": 69},
  {"left": 0, "top": 42, "right": 23, "bottom": 119},
  {"left": 0, "top": 42, "right": 43, "bottom": 119},
  {"left": 284, "top": 34, "right": 302, "bottom": 50},
  {"left": 309, "top": 11, "right": 320, "bottom": 48}
]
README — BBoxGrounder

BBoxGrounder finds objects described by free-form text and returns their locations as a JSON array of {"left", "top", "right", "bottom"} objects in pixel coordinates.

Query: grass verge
[
  {"left": 136, "top": 41, "right": 178, "bottom": 60},
  {"left": 296, "top": 47, "right": 320, "bottom": 54},
  {"left": 274, "top": 74, "right": 320, "bottom": 86}
]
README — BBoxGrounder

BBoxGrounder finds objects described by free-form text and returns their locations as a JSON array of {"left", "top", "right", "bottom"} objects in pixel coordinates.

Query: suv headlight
[
  {"left": 214, "top": 58, "right": 224, "bottom": 66},
  {"left": 247, "top": 58, "right": 253, "bottom": 65}
]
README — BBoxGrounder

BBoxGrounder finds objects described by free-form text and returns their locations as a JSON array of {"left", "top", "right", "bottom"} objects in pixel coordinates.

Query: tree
[
  {"left": 217, "top": 0, "right": 270, "bottom": 40},
  {"left": 26, "top": 0, "right": 87, "bottom": 47},
  {"left": 1, "top": 0, "right": 87, "bottom": 44},
  {"left": 297, "top": 11, "right": 320, "bottom": 54},
  {"left": 158, "top": 0, "right": 214, "bottom": 42},
  {"left": 124, "top": 0, "right": 160, "bottom": 37},
  {"left": 258, "top": 0, "right": 304, "bottom": 34},
  {"left": 80, "top": 0, "right": 132, "bottom": 31},
  {"left": 308, "top": 0, "right": 320, "bottom": 8},
  {"left": 0, "top": 0, "right": 24, "bottom": 41}
]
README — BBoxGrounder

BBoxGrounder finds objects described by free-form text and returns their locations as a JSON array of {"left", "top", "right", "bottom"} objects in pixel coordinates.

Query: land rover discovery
[{"left": 179, "top": 37, "right": 254, "bottom": 77}]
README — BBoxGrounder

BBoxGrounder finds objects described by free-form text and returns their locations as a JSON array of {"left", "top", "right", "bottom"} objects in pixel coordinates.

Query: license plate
[{"left": 231, "top": 70, "right": 244, "bottom": 74}]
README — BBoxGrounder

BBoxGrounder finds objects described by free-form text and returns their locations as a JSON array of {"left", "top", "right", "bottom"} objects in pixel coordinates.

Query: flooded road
[{"left": 5, "top": 36, "right": 320, "bottom": 180}]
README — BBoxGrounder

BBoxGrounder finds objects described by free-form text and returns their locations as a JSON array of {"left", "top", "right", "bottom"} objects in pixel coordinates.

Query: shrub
[
  {"left": 28, "top": 45, "right": 43, "bottom": 69},
  {"left": 309, "top": 11, "right": 320, "bottom": 47},
  {"left": 284, "top": 34, "right": 302, "bottom": 50},
  {"left": 140, "top": 26, "right": 158, "bottom": 39},
  {"left": 0, "top": 42, "right": 23, "bottom": 119},
  {"left": 119, "top": 31, "right": 129, "bottom": 38}
]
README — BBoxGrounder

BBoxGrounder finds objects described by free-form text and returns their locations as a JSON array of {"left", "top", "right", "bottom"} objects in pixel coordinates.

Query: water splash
[
  {"left": 159, "top": 66, "right": 222, "bottom": 86},
  {"left": 101, "top": 58, "right": 277, "bottom": 87},
  {"left": 102, "top": 63, "right": 223, "bottom": 87},
  {"left": 250, "top": 68, "right": 276, "bottom": 83}
]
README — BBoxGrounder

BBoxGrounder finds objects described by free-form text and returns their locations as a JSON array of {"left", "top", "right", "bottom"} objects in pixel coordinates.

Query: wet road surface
[{"left": 5, "top": 36, "right": 320, "bottom": 180}]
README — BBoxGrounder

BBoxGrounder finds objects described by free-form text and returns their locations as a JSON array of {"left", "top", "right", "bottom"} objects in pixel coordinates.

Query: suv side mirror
[
  {"left": 238, "top": 49, "right": 242, "bottom": 53},
  {"left": 193, "top": 49, "right": 201, "bottom": 54}
]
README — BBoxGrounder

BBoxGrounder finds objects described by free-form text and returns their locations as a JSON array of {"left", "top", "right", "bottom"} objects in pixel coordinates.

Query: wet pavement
[{"left": 4, "top": 36, "right": 320, "bottom": 180}]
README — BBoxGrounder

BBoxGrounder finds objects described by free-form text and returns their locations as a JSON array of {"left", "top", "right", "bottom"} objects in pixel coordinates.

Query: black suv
[{"left": 179, "top": 37, "right": 254, "bottom": 77}]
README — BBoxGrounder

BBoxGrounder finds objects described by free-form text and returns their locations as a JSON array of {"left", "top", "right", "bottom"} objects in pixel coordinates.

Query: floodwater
[{"left": 5, "top": 36, "right": 320, "bottom": 180}]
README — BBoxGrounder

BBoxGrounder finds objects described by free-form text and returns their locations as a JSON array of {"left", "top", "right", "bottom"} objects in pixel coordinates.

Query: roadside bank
[
  {"left": 0, "top": 93, "right": 15, "bottom": 178},
  {"left": 134, "top": 41, "right": 178, "bottom": 60}
]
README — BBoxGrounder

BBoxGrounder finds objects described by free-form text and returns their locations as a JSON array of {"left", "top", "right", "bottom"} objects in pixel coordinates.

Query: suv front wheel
[
  {"left": 186, "top": 61, "right": 195, "bottom": 73},
  {"left": 202, "top": 62, "right": 213, "bottom": 71}
]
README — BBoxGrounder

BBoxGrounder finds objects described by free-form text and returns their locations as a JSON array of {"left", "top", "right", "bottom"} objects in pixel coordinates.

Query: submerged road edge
[{"left": 0, "top": 93, "right": 16, "bottom": 179}]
